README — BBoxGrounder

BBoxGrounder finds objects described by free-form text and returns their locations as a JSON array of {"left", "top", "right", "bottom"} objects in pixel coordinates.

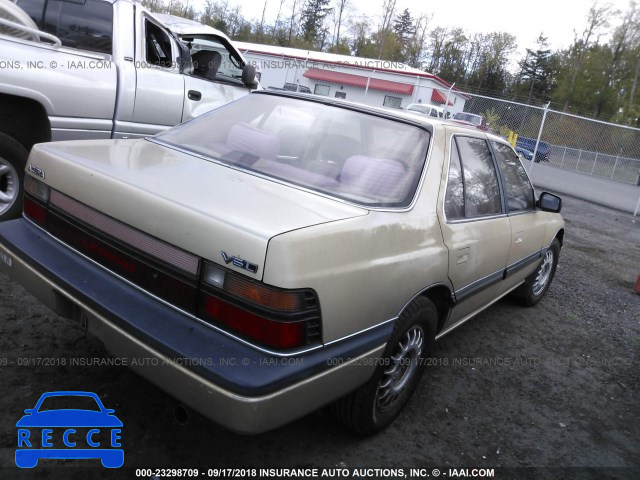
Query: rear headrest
[
  {"left": 227, "top": 123, "right": 279, "bottom": 162},
  {"left": 341, "top": 155, "right": 405, "bottom": 197}
]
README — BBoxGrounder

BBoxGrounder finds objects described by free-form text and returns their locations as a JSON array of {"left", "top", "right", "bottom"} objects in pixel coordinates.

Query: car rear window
[{"left": 155, "top": 94, "right": 431, "bottom": 208}]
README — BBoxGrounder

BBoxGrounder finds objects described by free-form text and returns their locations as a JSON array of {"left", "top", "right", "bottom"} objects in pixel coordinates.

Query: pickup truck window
[
  {"left": 183, "top": 35, "right": 245, "bottom": 85},
  {"left": 145, "top": 19, "right": 173, "bottom": 67},
  {"left": 17, "top": 0, "right": 113, "bottom": 54}
]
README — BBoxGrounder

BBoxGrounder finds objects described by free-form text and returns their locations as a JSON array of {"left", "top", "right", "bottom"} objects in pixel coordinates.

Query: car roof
[
  {"left": 253, "top": 90, "right": 510, "bottom": 144},
  {"left": 255, "top": 90, "right": 437, "bottom": 127},
  {"left": 257, "top": 90, "right": 452, "bottom": 125}
]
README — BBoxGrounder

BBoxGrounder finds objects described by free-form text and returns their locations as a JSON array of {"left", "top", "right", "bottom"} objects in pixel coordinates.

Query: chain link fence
[{"left": 450, "top": 92, "right": 640, "bottom": 215}]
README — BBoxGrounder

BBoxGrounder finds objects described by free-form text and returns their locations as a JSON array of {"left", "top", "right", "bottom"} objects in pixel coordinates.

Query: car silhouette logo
[{"left": 16, "top": 391, "right": 123, "bottom": 468}]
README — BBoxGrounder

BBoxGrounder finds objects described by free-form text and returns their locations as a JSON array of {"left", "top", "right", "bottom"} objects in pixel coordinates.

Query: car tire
[
  {"left": 515, "top": 238, "right": 560, "bottom": 307},
  {"left": 0, "top": 132, "right": 28, "bottom": 221},
  {"left": 331, "top": 297, "right": 437, "bottom": 435}
]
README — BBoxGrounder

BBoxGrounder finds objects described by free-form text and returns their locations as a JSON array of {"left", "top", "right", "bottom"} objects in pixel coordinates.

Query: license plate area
[
  {"left": 71, "top": 305, "right": 90, "bottom": 331},
  {"left": 52, "top": 290, "right": 89, "bottom": 331}
]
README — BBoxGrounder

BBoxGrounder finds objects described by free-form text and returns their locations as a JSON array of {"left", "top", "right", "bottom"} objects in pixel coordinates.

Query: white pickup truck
[{"left": 0, "top": 0, "right": 259, "bottom": 220}]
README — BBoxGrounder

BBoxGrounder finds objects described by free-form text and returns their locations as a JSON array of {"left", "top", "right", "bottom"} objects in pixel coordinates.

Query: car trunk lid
[{"left": 27, "top": 139, "right": 368, "bottom": 280}]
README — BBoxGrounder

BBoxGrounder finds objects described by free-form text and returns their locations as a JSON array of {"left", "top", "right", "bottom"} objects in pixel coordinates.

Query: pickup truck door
[
  {"left": 128, "top": 14, "right": 184, "bottom": 137},
  {"left": 181, "top": 37, "right": 251, "bottom": 121},
  {"left": 438, "top": 133, "right": 511, "bottom": 332},
  {"left": 183, "top": 74, "right": 249, "bottom": 120}
]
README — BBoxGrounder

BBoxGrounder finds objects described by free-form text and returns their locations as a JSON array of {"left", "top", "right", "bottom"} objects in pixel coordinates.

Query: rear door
[{"left": 438, "top": 132, "right": 511, "bottom": 331}]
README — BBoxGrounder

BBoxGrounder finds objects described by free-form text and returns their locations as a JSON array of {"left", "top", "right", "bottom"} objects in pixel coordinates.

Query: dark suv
[{"left": 516, "top": 136, "right": 550, "bottom": 162}]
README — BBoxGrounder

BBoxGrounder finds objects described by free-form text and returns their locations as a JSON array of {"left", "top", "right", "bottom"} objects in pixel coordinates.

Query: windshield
[{"left": 155, "top": 94, "right": 431, "bottom": 208}]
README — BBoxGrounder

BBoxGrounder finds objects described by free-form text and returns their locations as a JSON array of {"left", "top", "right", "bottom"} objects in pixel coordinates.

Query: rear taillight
[
  {"left": 201, "top": 296, "right": 306, "bottom": 349},
  {"left": 23, "top": 179, "right": 322, "bottom": 352},
  {"left": 198, "top": 263, "right": 321, "bottom": 350},
  {"left": 47, "top": 212, "right": 199, "bottom": 312},
  {"left": 23, "top": 196, "right": 47, "bottom": 226},
  {"left": 23, "top": 176, "right": 50, "bottom": 226},
  {"left": 203, "top": 264, "right": 307, "bottom": 313},
  {"left": 24, "top": 175, "right": 50, "bottom": 202}
]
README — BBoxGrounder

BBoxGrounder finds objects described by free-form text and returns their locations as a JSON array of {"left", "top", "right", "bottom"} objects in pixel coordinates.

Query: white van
[{"left": 405, "top": 103, "right": 449, "bottom": 119}]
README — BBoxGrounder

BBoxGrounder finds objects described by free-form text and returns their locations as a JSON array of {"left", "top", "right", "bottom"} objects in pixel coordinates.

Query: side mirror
[
  {"left": 537, "top": 192, "right": 562, "bottom": 213},
  {"left": 242, "top": 64, "right": 259, "bottom": 90}
]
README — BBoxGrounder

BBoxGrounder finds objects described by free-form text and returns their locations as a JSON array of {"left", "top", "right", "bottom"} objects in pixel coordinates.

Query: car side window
[
  {"left": 455, "top": 136, "right": 502, "bottom": 217},
  {"left": 444, "top": 140, "right": 464, "bottom": 219},
  {"left": 18, "top": 0, "right": 113, "bottom": 54},
  {"left": 188, "top": 36, "right": 245, "bottom": 82},
  {"left": 492, "top": 142, "right": 535, "bottom": 212},
  {"left": 15, "top": 0, "right": 42, "bottom": 25}
]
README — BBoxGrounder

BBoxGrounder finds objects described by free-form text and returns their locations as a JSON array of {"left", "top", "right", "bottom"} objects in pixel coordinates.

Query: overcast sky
[{"left": 193, "top": 0, "right": 632, "bottom": 56}]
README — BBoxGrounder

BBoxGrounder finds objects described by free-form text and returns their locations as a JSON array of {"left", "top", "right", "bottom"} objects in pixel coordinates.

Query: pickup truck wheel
[
  {"left": 515, "top": 238, "right": 560, "bottom": 307},
  {"left": 331, "top": 297, "right": 437, "bottom": 435},
  {"left": 0, "top": 132, "right": 28, "bottom": 221}
]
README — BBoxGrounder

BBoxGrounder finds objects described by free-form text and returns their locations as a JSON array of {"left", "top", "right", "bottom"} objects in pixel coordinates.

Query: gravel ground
[{"left": 0, "top": 196, "right": 638, "bottom": 480}]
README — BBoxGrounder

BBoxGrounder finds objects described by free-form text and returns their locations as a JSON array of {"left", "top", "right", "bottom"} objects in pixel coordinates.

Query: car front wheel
[{"left": 331, "top": 297, "right": 437, "bottom": 435}]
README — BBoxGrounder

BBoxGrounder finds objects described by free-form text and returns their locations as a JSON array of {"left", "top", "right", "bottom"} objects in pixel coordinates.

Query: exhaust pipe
[{"left": 174, "top": 404, "right": 189, "bottom": 425}]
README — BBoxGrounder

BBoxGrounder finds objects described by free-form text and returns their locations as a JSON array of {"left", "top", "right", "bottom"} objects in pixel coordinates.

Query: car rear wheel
[
  {"left": 515, "top": 238, "right": 560, "bottom": 306},
  {"left": 331, "top": 297, "right": 437, "bottom": 435},
  {"left": 0, "top": 132, "right": 28, "bottom": 221}
]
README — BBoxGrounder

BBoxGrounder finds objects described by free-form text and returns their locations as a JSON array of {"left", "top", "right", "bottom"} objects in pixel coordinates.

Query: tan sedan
[{"left": 0, "top": 91, "right": 564, "bottom": 435}]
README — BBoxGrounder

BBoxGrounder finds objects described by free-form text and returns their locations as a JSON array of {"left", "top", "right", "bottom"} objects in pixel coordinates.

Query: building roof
[
  {"left": 303, "top": 68, "right": 414, "bottom": 95},
  {"left": 235, "top": 41, "right": 466, "bottom": 97}
]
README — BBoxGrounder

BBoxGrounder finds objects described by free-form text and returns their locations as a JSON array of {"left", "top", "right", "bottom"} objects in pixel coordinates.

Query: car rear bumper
[{"left": 0, "top": 219, "right": 387, "bottom": 433}]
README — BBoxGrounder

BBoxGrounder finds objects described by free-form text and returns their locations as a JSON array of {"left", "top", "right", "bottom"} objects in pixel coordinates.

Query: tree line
[{"left": 141, "top": 0, "right": 640, "bottom": 127}]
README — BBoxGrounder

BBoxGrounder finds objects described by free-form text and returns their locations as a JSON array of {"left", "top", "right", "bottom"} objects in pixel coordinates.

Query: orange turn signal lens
[{"left": 224, "top": 274, "right": 304, "bottom": 312}]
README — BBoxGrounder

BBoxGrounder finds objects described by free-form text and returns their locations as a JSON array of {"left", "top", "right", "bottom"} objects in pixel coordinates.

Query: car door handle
[{"left": 188, "top": 90, "right": 201, "bottom": 101}]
